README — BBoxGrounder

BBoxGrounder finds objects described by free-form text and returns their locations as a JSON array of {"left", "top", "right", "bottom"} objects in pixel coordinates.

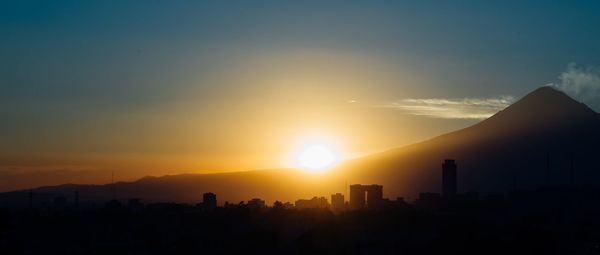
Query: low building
[
  {"left": 295, "top": 197, "right": 329, "bottom": 209},
  {"left": 247, "top": 198, "right": 266, "bottom": 209},
  {"left": 203, "top": 192, "right": 217, "bottom": 210},
  {"left": 331, "top": 193, "right": 345, "bottom": 212}
]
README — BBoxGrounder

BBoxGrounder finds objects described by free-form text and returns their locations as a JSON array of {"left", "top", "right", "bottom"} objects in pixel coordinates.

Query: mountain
[
  {"left": 2, "top": 86, "right": 599, "bottom": 207},
  {"left": 343, "top": 86, "right": 600, "bottom": 197}
]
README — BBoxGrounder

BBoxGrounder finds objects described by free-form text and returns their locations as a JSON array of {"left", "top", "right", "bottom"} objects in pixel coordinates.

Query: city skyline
[
  {"left": 3, "top": 2, "right": 600, "bottom": 253},
  {"left": 11, "top": 158, "right": 456, "bottom": 209},
  {"left": 1, "top": 86, "right": 599, "bottom": 205}
]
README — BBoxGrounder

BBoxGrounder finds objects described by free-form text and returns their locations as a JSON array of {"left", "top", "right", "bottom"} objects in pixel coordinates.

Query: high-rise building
[
  {"left": 203, "top": 192, "right": 217, "bottom": 210},
  {"left": 366, "top": 185, "right": 383, "bottom": 209},
  {"left": 350, "top": 184, "right": 366, "bottom": 209},
  {"left": 442, "top": 159, "right": 457, "bottom": 197},
  {"left": 350, "top": 184, "right": 384, "bottom": 210},
  {"left": 331, "top": 193, "right": 345, "bottom": 212}
]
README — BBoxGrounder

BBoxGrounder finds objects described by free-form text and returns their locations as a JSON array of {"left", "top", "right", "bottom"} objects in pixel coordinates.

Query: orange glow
[{"left": 286, "top": 132, "right": 344, "bottom": 173}]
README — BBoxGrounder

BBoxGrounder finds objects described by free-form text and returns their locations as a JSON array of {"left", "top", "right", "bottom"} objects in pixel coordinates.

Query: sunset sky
[{"left": 2, "top": 1, "right": 600, "bottom": 184}]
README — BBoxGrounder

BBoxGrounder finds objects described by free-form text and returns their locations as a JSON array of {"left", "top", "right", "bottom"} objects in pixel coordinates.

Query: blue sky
[{"left": 1, "top": 1, "right": 600, "bottom": 177}]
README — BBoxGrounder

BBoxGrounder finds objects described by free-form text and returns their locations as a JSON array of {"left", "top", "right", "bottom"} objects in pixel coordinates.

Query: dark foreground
[{"left": 2, "top": 188, "right": 600, "bottom": 255}]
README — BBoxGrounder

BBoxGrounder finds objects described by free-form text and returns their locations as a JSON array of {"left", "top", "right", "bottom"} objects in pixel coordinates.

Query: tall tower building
[
  {"left": 366, "top": 185, "right": 383, "bottom": 209},
  {"left": 350, "top": 184, "right": 384, "bottom": 210},
  {"left": 442, "top": 159, "right": 457, "bottom": 197},
  {"left": 331, "top": 193, "right": 345, "bottom": 212},
  {"left": 203, "top": 192, "right": 217, "bottom": 210},
  {"left": 349, "top": 184, "right": 366, "bottom": 209}
]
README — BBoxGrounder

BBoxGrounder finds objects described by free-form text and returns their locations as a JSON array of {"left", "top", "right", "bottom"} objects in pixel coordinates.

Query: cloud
[
  {"left": 378, "top": 96, "right": 515, "bottom": 119},
  {"left": 552, "top": 63, "right": 600, "bottom": 102}
]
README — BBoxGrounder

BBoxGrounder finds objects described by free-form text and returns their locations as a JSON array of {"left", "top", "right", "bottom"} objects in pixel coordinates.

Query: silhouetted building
[
  {"left": 273, "top": 201, "right": 295, "bottom": 209},
  {"left": 203, "top": 192, "right": 217, "bottom": 210},
  {"left": 223, "top": 201, "right": 237, "bottom": 208},
  {"left": 378, "top": 197, "right": 408, "bottom": 209},
  {"left": 367, "top": 185, "right": 383, "bottom": 209},
  {"left": 350, "top": 184, "right": 384, "bottom": 210},
  {"left": 442, "top": 159, "right": 457, "bottom": 197},
  {"left": 247, "top": 198, "right": 265, "bottom": 209},
  {"left": 295, "top": 197, "right": 328, "bottom": 209},
  {"left": 394, "top": 197, "right": 407, "bottom": 207},
  {"left": 331, "top": 193, "right": 345, "bottom": 212},
  {"left": 350, "top": 184, "right": 367, "bottom": 209}
]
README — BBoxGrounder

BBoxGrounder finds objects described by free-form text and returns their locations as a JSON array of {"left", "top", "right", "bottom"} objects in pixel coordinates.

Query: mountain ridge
[{"left": 2, "top": 86, "right": 599, "bottom": 206}]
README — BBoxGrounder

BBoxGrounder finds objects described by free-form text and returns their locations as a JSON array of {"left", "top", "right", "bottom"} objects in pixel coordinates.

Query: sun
[
  {"left": 297, "top": 145, "right": 336, "bottom": 170},
  {"left": 289, "top": 137, "right": 342, "bottom": 173}
]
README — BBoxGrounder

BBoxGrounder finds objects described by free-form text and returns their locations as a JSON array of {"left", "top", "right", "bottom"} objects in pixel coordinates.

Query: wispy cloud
[
  {"left": 551, "top": 63, "right": 600, "bottom": 102},
  {"left": 378, "top": 96, "right": 515, "bottom": 119}
]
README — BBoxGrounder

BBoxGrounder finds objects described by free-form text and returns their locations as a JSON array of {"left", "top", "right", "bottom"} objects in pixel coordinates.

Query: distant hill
[
  {"left": 2, "top": 86, "right": 599, "bottom": 207},
  {"left": 0, "top": 169, "right": 349, "bottom": 207}
]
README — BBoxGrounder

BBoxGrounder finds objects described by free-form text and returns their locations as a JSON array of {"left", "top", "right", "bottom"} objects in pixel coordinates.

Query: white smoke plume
[{"left": 552, "top": 63, "right": 600, "bottom": 102}]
